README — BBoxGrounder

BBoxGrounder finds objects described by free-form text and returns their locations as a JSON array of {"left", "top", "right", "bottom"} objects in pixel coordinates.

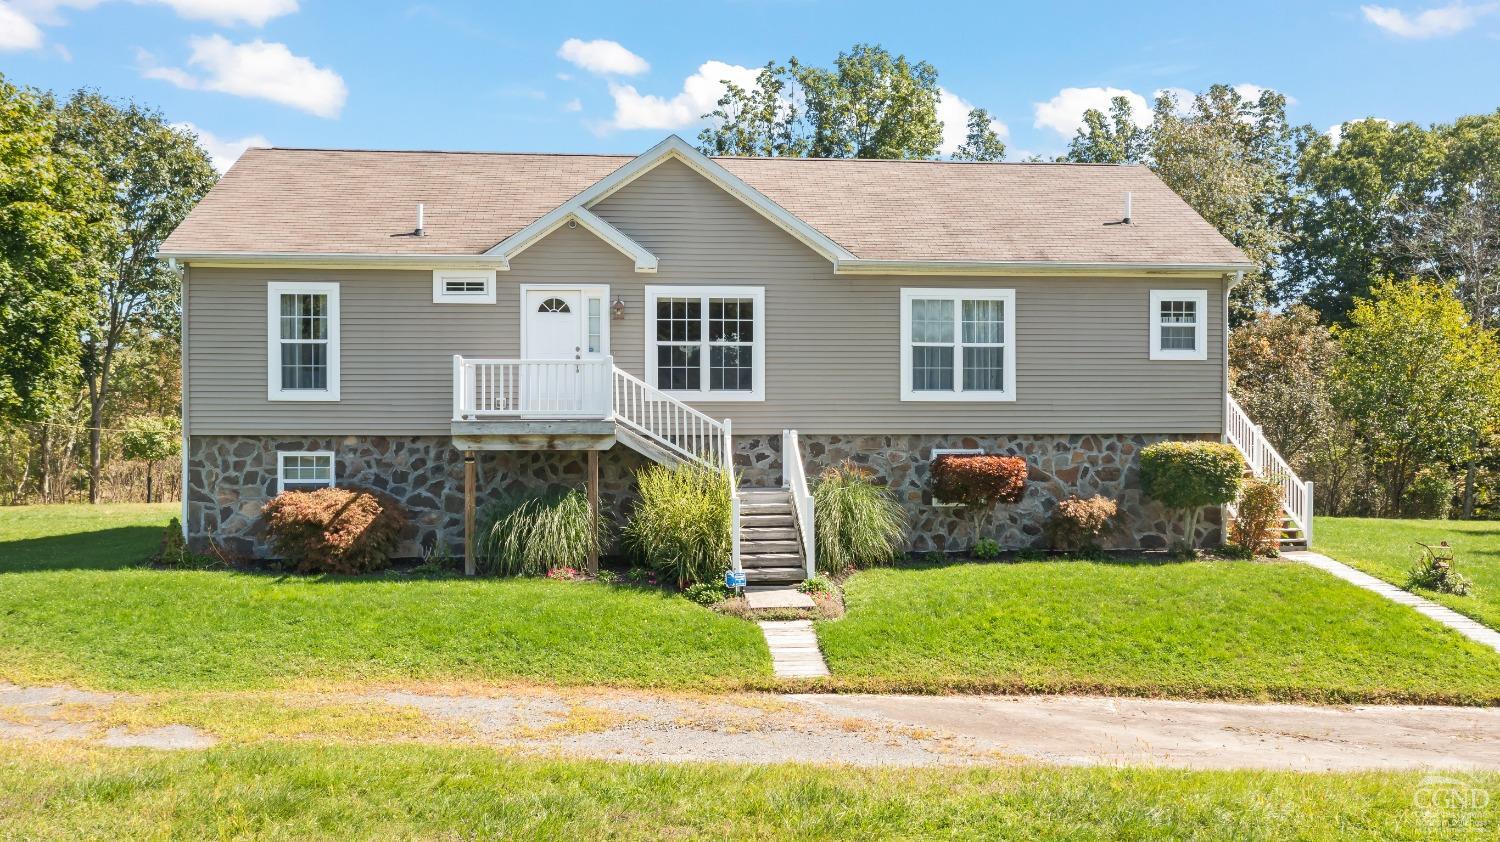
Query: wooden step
[
  {"left": 745, "top": 566, "right": 806, "bottom": 584},
  {"left": 741, "top": 540, "right": 802, "bottom": 555},
  {"left": 740, "top": 552, "right": 803, "bottom": 568},
  {"left": 740, "top": 503, "right": 792, "bottom": 516},
  {"left": 741, "top": 526, "right": 797, "bottom": 541},
  {"left": 740, "top": 513, "right": 794, "bottom": 528},
  {"left": 738, "top": 488, "right": 788, "bottom": 499}
]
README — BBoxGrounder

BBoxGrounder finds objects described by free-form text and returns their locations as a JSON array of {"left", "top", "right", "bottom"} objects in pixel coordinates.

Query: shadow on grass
[
  {"left": 884, "top": 551, "right": 1226, "bottom": 574},
  {"left": 0, "top": 526, "right": 165, "bottom": 573}
]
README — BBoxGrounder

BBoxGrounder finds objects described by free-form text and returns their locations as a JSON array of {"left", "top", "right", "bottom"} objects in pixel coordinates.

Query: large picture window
[
  {"left": 1148, "top": 290, "right": 1208, "bottom": 361},
  {"left": 645, "top": 286, "right": 765, "bottom": 401},
  {"left": 900, "top": 288, "right": 1015, "bottom": 401},
  {"left": 267, "top": 282, "right": 340, "bottom": 401}
]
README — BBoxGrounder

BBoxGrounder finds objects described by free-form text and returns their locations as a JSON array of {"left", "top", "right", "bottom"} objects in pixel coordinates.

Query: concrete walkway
[
  {"left": 6, "top": 682, "right": 1499, "bottom": 770},
  {"left": 1285, "top": 550, "right": 1500, "bottom": 654},
  {"left": 758, "top": 620, "right": 830, "bottom": 678}
]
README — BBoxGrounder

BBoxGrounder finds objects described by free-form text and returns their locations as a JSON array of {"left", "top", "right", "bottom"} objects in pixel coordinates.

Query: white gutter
[
  {"left": 834, "top": 259, "right": 1256, "bottom": 277},
  {"left": 160, "top": 251, "right": 511, "bottom": 270}
]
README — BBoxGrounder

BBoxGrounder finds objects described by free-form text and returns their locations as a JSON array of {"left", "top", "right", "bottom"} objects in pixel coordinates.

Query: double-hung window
[
  {"left": 900, "top": 288, "right": 1016, "bottom": 401},
  {"left": 267, "top": 282, "right": 340, "bottom": 401},
  {"left": 276, "top": 450, "right": 335, "bottom": 494},
  {"left": 645, "top": 286, "right": 764, "bottom": 401},
  {"left": 1148, "top": 290, "right": 1208, "bottom": 360}
]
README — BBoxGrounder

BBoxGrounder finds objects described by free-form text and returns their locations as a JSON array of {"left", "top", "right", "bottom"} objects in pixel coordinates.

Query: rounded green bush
[{"left": 1139, "top": 441, "right": 1243, "bottom": 551}]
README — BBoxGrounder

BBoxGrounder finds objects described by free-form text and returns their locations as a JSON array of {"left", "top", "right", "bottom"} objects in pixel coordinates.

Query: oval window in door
[{"left": 538, "top": 297, "right": 571, "bottom": 313}]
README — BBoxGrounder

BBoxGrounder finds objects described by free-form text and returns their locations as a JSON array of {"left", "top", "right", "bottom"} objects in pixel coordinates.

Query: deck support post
[
  {"left": 463, "top": 452, "right": 476, "bottom": 576},
  {"left": 587, "top": 448, "right": 600, "bottom": 576}
]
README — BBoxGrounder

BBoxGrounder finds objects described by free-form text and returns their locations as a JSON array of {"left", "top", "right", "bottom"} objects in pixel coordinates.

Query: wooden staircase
[
  {"left": 1226, "top": 394, "right": 1315, "bottom": 549},
  {"left": 736, "top": 488, "right": 808, "bottom": 585}
]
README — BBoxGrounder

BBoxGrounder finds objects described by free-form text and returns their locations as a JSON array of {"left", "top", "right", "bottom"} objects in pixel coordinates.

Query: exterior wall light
[{"left": 611, "top": 297, "right": 626, "bottom": 320}]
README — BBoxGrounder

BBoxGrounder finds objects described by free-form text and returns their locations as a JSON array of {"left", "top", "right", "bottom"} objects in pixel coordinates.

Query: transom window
[
  {"left": 900, "top": 288, "right": 1016, "bottom": 402},
  {"left": 267, "top": 282, "right": 340, "bottom": 401},
  {"left": 276, "top": 451, "right": 335, "bottom": 494},
  {"left": 645, "top": 286, "right": 765, "bottom": 401},
  {"left": 1149, "top": 290, "right": 1208, "bottom": 360},
  {"left": 538, "top": 297, "right": 571, "bottom": 313}
]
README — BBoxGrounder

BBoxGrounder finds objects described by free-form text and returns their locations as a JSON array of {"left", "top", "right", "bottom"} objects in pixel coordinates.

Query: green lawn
[
  {"left": 816, "top": 559, "right": 1500, "bottom": 705},
  {"left": 0, "top": 504, "right": 769, "bottom": 691},
  {"left": 1318, "top": 516, "right": 1500, "bottom": 631},
  {"left": 2, "top": 743, "right": 1490, "bottom": 840}
]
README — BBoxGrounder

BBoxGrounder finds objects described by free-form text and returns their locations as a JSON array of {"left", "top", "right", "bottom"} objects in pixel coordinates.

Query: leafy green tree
[
  {"left": 1331, "top": 280, "right": 1500, "bottom": 512},
  {"left": 55, "top": 90, "right": 216, "bottom": 502},
  {"left": 1228, "top": 304, "right": 1339, "bottom": 467},
  {"left": 699, "top": 43, "right": 950, "bottom": 160},
  {"left": 0, "top": 73, "right": 104, "bottom": 422},
  {"left": 1065, "top": 95, "right": 1149, "bottom": 164},
  {"left": 953, "top": 108, "right": 1006, "bottom": 162},
  {"left": 121, "top": 415, "right": 180, "bottom": 503}
]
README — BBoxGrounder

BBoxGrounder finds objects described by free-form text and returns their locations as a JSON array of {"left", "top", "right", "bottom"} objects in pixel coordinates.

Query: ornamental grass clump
[
  {"left": 1229, "top": 476, "right": 1283, "bottom": 557},
  {"left": 1045, "top": 495, "right": 1118, "bottom": 553},
  {"left": 812, "top": 462, "right": 907, "bottom": 575},
  {"left": 479, "top": 488, "right": 602, "bottom": 577},
  {"left": 1139, "top": 441, "right": 1243, "bottom": 555},
  {"left": 261, "top": 487, "right": 407, "bottom": 574},
  {"left": 625, "top": 462, "right": 731, "bottom": 587}
]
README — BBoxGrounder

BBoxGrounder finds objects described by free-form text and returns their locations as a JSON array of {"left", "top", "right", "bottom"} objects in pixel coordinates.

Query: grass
[
  {"left": 2, "top": 743, "right": 1494, "bottom": 840},
  {"left": 1318, "top": 516, "right": 1500, "bottom": 631},
  {"left": 0, "top": 504, "right": 769, "bottom": 691},
  {"left": 815, "top": 559, "right": 1500, "bottom": 705}
]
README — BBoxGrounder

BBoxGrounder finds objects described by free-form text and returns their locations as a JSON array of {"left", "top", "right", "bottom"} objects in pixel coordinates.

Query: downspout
[{"left": 178, "top": 260, "right": 190, "bottom": 539}]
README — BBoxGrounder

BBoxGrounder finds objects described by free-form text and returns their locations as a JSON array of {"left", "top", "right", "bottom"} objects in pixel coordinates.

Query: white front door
[{"left": 521, "top": 288, "right": 606, "bottom": 415}]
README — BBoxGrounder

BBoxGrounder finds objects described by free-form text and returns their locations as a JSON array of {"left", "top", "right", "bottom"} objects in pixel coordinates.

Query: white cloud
[
  {"left": 173, "top": 121, "right": 269, "bottom": 172},
  {"left": 607, "top": 59, "right": 758, "bottom": 130},
  {"left": 1326, "top": 117, "right": 1396, "bottom": 146},
  {"left": 141, "top": 35, "right": 348, "bottom": 118},
  {"left": 557, "top": 37, "right": 648, "bottom": 76},
  {"left": 1033, "top": 86, "right": 1148, "bottom": 138},
  {"left": 152, "top": 0, "right": 298, "bottom": 26},
  {"left": 936, "top": 87, "right": 1008, "bottom": 157},
  {"left": 563, "top": 97, "right": 582, "bottom": 112},
  {"left": 0, "top": 2, "right": 44, "bottom": 50},
  {"left": 1361, "top": 2, "right": 1496, "bottom": 38}
]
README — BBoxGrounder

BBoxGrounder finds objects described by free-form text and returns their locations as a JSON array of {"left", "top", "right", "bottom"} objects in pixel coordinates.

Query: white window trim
[
  {"left": 519, "top": 284, "right": 611, "bottom": 357},
  {"left": 432, "top": 269, "right": 497, "bottom": 304},
  {"left": 899, "top": 288, "right": 1016, "bottom": 402},
  {"left": 1149, "top": 289, "right": 1208, "bottom": 361},
  {"left": 644, "top": 285, "right": 765, "bottom": 402},
  {"left": 930, "top": 447, "right": 984, "bottom": 507},
  {"left": 267, "top": 281, "right": 341, "bottom": 401},
  {"left": 276, "top": 450, "right": 336, "bottom": 495}
]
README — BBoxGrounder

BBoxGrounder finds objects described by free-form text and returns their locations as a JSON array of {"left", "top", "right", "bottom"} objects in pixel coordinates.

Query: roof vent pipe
[
  {"left": 1123, "top": 191, "right": 1133, "bottom": 225},
  {"left": 415, "top": 203, "right": 425, "bottom": 237}
]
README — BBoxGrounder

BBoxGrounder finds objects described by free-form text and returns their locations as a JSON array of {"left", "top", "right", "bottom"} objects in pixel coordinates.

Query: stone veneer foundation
[{"left": 187, "top": 432, "right": 1218, "bottom": 559}]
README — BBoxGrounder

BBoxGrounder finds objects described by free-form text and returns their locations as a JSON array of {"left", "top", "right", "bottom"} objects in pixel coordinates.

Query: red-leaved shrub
[
  {"left": 261, "top": 487, "right": 408, "bottom": 574},
  {"left": 931, "top": 454, "right": 1028, "bottom": 508}
]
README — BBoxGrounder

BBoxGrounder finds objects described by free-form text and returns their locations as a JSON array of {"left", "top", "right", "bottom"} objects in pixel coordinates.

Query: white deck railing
[
  {"left": 1225, "top": 393, "right": 1314, "bottom": 544},
  {"left": 781, "top": 429, "right": 817, "bottom": 579}
]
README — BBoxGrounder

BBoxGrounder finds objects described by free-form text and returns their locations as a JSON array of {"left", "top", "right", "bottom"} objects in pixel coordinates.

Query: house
[{"left": 160, "top": 135, "right": 1311, "bottom": 583}]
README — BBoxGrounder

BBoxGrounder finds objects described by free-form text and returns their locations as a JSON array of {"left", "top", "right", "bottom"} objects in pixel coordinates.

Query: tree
[
  {"left": 698, "top": 43, "right": 953, "bottom": 160},
  {"left": 54, "top": 91, "right": 215, "bottom": 503},
  {"left": 1228, "top": 304, "right": 1339, "bottom": 467},
  {"left": 953, "top": 108, "right": 1006, "bottom": 162},
  {"left": 0, "top": 73, "right": 103, "bottom": 423},
  {"left": 1064, "top": 86, "right": 1301, "bottom": 319},
  {"left": 121, "top": 415, "right": 180, "bottom": 503},
  {"left": 1331, "top": 280, "right": 1500, "bottom": 513}
]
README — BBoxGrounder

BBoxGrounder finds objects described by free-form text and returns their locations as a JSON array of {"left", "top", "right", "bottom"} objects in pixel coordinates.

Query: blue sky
[{"left": 3, "top": 0, "right": 1499, "bottom": 170}]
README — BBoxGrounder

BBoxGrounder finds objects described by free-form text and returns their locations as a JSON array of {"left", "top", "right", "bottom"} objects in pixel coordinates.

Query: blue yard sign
[{"left": 725, "top": 569, "right": 746, "bottom": 589}]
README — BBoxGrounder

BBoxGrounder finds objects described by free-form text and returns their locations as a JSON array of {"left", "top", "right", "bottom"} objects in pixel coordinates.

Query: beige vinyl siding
[{"left": 185, "top": 157, "right": 1226, "bottom": 436}]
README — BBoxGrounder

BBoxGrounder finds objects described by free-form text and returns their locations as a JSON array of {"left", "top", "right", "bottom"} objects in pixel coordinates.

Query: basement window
[
  {"left": 276, "top": 451, "right": 335, "bottom": 494},
  {"left": 433, "top": 269, "right": 497, "bottom": 304}
]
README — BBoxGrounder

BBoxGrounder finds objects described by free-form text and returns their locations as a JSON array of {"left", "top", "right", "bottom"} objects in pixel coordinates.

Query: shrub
[
  {"left": 798, "top": 576, "right": 834, "bottom": 595},
  {"left": 684, "top": 581, "right": 730, "bottom": 605},
  {"left": 479, "top": 488, "right": 602, "bottom": 577},
  {"left": 1045, "top": 495, "right": 1118, "bottom": 552},
  {"left": 1405, "top": 468, "right": 1456, "bottom": 519},
  {"left": 152, "top": 518, "right": 219, "bottom": 570},
  {"left": 1407, "top": 543, "right": 1473, "bottom": 596},
  {"left": 625, "top": 462, "right": 732, "bottom": 587},
  {"left": 971, "top": 537, "right": 1001, "bottom": 560},
  {"left": 1229, "top": 477, "right": 1283, "bottom": 557},
  {"left": 931, "top": 454, "right": 1027, "bottom": 508},
  {"left": 1139, "top": 441, "right": 1243, "bottom": 553},
  {"left": 262, "top": 487, "right": 407, "bottom": 574},
  {"left": 812, "top": 462, "right": 907, "bottom": 575}
]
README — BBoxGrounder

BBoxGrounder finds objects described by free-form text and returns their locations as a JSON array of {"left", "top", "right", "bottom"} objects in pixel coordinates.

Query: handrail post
[
  {"left": 452, "top": 355, "right": 464, "bottom": 421},
  {"left": 725, "top": 418, "right": 740, "bottom": 575},
  {"left": 1304, "top": 480, "right": 1315, "bottom": 546}
]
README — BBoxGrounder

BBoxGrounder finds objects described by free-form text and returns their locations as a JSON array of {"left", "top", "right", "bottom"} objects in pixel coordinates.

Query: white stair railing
[
  {"left": 612, "top": 367, "right": 730, "bottom": 468},
  {"left": 1225, "top": 394, "right": 1314, "bottom": 545},
  {"left": 781, "top": 429, "right": 817, "bottom": 579}
]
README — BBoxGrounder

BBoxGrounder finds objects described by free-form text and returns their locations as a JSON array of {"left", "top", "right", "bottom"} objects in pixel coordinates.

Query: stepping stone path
[
  {"left": 759, "top": 620, "right": 830, "bottom": 678},
  {"left": 1285, "top": 550, "right": 1500, "bottom": 654}
]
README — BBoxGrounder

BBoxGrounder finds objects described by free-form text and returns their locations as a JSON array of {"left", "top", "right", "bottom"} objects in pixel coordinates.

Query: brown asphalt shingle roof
[{"left": 161, "top": 147, "right": 1250, "bottom": 267}]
